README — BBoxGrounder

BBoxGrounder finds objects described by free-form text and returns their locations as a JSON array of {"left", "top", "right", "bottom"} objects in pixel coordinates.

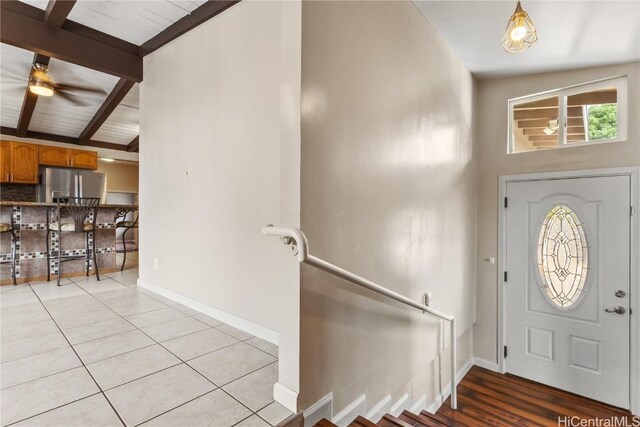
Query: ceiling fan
[
  {"left": 543, "top": 119, "right": 559, "bottom": 135},
  {"left": 26, "top": 63, "right": 106, "bottom": 105}
]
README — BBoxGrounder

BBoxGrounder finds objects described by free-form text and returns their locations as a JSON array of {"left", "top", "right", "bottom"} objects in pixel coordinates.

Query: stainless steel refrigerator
[{"left": 39, "top": 167, "right": 107, "bottom": 203}]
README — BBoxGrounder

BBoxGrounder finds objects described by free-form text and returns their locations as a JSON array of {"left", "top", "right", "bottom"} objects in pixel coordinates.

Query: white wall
[
  {"left": 139, "top": 0, "right": 301, "bottom": 408},
  {"left": 299, "top": 0, "right": 477, "bottom": 413}
]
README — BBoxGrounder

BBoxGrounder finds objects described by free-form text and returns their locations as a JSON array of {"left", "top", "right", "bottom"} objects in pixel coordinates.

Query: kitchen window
[{"left": 508, "top": 76, "right": 628, "bottom": 153}]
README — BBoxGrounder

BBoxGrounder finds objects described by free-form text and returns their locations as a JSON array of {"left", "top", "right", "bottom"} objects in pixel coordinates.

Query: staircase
[{"left": 315, "top": 406, "right": 464, "bottom": 427}]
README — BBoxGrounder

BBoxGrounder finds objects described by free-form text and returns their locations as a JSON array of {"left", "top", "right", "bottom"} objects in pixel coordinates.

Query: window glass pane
[
  {"left": 512, "top": 95, "right": 559, "bottom": 152},
  {"left": 536, "top": 205, "right": 589, "bottom": 310},
  {"left": 566, "top": 87, "right": 617, "bottom": 143}
]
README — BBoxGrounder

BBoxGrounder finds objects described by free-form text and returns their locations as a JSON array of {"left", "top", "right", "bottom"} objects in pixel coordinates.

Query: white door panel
[{"left": 505, "top": 176, "right": 630, "bottom": 409}]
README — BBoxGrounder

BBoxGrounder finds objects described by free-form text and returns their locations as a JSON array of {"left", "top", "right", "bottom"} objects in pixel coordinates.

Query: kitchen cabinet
[
  {"left": 69, "top": 149, "right": 97, "bottom": 170},
  {"left": 38, "top": 145, "right": 98, "bottom": 170},
  {"left": 1, "top": 141, "right": 39, "bottom": 184},
  {"left": 39, "top": 145, "right": 69, "bottom": 167},
  {"left": 0, "top": 141, "right": 10, "bottom": 183}
]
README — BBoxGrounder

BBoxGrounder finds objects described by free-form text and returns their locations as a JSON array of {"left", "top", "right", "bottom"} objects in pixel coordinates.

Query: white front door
[{"left": 505, "top": 176, "right": 631, "bottom": 409}]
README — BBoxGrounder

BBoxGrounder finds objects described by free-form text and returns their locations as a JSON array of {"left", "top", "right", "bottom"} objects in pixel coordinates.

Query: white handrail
[{"left": 262, "top": 225, "right": 457, "bottom": 410}]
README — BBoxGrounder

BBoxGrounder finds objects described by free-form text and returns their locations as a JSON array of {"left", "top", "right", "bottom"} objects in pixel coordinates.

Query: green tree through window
[{"left": 587, "top": 103, "right": 617, "bottom": 140}]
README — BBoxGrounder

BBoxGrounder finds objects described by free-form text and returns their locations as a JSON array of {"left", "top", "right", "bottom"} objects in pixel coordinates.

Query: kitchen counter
[
  {"left": 0, "top": 202, "right": 138, "bottom": 285},
  {"left": 0, "top": 201, "right": 138, "bottom": 210}
]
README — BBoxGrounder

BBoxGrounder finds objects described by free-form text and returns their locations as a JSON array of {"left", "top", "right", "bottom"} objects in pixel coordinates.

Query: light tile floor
[{"left": 0, "top": 257, "right": 293, "bottom": 427}]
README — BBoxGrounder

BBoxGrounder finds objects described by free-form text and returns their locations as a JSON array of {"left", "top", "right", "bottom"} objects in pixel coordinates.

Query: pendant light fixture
[{"left": 501, "top": 1, "right": 537, "bottom": 54}]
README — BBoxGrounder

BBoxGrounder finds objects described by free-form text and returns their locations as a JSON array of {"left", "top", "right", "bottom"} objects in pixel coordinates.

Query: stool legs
[
  {"left": 46, "top": 230, "right": 51, "bottom": 282},
  {"left": 10, "top": 230, "right": 17, "bottom": 286},
  {"left": 120, "top": 228, "right": 128, "bottom": 271},
  {"left": 57, "top": 234, "right": 62, "bottom": 287},
  {"left": 92, "top": 231, "right": 100, "bottom": 281},
  {"left": 85, "top": 232, "right": 90, "bottom": 277}
]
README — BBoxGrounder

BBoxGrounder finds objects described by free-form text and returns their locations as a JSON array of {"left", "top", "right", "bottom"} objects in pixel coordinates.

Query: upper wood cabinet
[
  {"left": 69, "top": 149, "right": 97, "bottom": 170},
  {"left": 7, "top": 142, "right": 39, "bottom": 184},
  {"left": 39, "top": 145, "right": 70, "bottom": 167},
  {"left": 38, "top": 145, "right": 98, "bottom": 170},
  {"left": 0, "top": 141, "right": 10, "bottom": 183}
]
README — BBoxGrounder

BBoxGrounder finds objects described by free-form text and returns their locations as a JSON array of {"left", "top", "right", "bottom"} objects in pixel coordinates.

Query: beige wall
[
  {"left": 97, "top": 160, "right": 138, "bottom": 193},
  {"left": 139, "top": 0, "right": 301, "bottom": 406},
  {"left": 299, "top": 1, "right": 477, "bottom": 412},
  {"left": 474, "top": 62, "right": 640, "bottom": 363}
]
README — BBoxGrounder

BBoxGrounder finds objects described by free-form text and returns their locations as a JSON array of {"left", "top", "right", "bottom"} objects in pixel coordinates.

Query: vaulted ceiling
[
  {"left": 414, "top": 1, "right": 640, "bottom": 78},
  {"left": 0, "top": 0, "right": 238, "bottom": 152}
]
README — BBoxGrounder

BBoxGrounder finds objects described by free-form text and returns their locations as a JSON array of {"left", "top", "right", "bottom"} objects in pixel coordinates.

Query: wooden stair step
[
  {"left": 399, "top": 410, "right": 447, "bottom": 427},
  {"left": 315, "top": 419, "right": 338, "bottom": 427},
  {"left": 379, "top": 414, "right": 415, "bottom": 427},
  {"left": 350, "top": 416, "right": 379, "bottom": 427},
  {"left": 419, "top": 411, "right": 455, "bottom": 426},
  {"left": 434, "top": 404, "right": 499, "bottom": 427}
]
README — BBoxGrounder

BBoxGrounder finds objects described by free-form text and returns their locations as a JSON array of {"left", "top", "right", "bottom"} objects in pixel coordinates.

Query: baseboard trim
[
  {"left": 389, "top": 393, "right": 410, "bottom": 417},
  {"left": 137, "top": 278, "right": 279, "bottom": 344},
  {"left": 408, "top": 395, "right": 427, "bottom": 414},
  {"left": 425, "top": 357, "right": 474, "bottom": 414},
  {"left": 473, "top": 357, "right": 500, "bottom": 372},
  {"left": 303, "top": 393, "right": 333, "bottom": 427},
  {"left": 333, "top": 394, "right": 366, "bottom": 427},
  {"left": 366, "top": 395, "right": 392, "bottom": 422},
  {"left": 274, "top": 382, "right": 299, "bottom": 413}
]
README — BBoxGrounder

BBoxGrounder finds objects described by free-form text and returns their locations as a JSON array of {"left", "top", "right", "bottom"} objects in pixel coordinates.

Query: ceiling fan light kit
[
  {"left": 29, "top": 80, "right": 54, "bottom": 97},
  {"left": 21, "top": 62, "right": 106, "bottom": 105},
  {"left": 502, "top": 1, "right": 538, "bottom": 54}
]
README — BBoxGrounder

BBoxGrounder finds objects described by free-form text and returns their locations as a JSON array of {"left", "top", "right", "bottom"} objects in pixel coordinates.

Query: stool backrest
[{"left": 54, "top": 197, "right": 100, "bottom": 231}]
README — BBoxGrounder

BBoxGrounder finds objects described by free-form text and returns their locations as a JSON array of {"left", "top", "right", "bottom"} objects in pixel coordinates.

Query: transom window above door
[{"left": 508, "top": 76, "right": 628, "bottom": 153}]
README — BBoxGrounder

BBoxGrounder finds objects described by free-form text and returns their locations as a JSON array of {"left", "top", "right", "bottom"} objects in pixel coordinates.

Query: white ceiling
[
  {"left": 414, "top": 1, "right": 640, "bottom": 78},
  {"left": 0, "top": 44, "right": 34, "bottom": 129},
  {"left": 29, "top": 58, "right": 120, "bottom": 137},
  {"left": 92, "top": 83, "right": 140, "bottom": 144},
  {"left": 0, "top": 0, "right": 208, "bottom": 146},
  {"left": 21, "top": 0, "right": 206, "bottom": 45}
]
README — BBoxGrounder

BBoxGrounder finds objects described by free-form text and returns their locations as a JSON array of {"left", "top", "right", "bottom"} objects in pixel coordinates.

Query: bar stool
[
  {"left": 1, "top": 213, "right": 17, "bottom": 286},
  {"left": 115, "top": 209, "right": 138, "bottom": 271},
  {"left": 47, "top": 197, "right": 101, "bottom": 286}
]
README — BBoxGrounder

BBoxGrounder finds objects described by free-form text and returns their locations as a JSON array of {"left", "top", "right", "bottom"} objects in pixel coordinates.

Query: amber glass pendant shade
[{"left": 502, "top": 1, "right": 538, "bottom": 54}]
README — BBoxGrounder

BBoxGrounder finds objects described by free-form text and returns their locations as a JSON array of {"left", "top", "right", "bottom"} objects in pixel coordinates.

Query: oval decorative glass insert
[{"left": 536, "top": 205, "right": 589, "bottom": 309}]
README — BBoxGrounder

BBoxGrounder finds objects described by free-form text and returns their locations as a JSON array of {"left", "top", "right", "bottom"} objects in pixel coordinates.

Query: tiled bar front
[{"left": 0, "top": 203, "right": 133, "bottom": 285}]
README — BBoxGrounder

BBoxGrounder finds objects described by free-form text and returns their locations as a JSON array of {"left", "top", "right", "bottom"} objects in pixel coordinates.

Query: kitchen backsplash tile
[{"left": 0, "top": 184, "right": 37, "bottom": 202}]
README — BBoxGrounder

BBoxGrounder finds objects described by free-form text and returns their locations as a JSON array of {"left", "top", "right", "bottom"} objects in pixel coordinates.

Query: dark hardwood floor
[
  {"left": 426, "top": 366, "right": 634, "bottom": 426},
  {"left": 315, "top": 366, "right": 635, "bottom": 427}
]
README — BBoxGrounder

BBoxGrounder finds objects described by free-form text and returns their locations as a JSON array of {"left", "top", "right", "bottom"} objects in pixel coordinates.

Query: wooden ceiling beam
[
  {"left": 127, "top": 136, "right": 139, "bottom": 153},
  {"left": 139, "top": 0, "right": 240, "bottom": 56},
  {"left": 529, "top": 134, "right": 585, "bottom": 143},
  {"left": 533, "top": 141, "right": 558, "bottom": 147},
  {"left": 567, "top": 91, "right": 616, "bottom": 106},
  {"left": 16, "top": 0, "right": 76, "bottom": 137},
  {"left": 44, "top": 0, "right": 76, "bottom": 28},
  {"left": 516, "top": 118, "right": 585, "bottom": 132},
  {"left": 1, "top": 1, "right": 142, "bottom": 82},
  {"left": 16, "top": 54, "right": 50, "bottom": 137},
  {"left": 515, "top": 90, "right": 617, "bottom": 110},
  {"left": 1, "top": 126, "right": 130, "bottom": 151},
  {"left": 523, "top": 126, "right": 586, "bottom": 136},
  {"left": 529, "top": 135, "right": 560, "bottom": 143},
  {"left": 514, "top": 106, "right": 582, "bottom": 120},
  {"left": 78, "top": 79, "right": 135, "bottom": 145}
]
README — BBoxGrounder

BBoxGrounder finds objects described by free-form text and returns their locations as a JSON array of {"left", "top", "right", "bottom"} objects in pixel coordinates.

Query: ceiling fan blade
[
  {"left": 54, "top": 83, "right": 106, "bottom": 95},
  {"left": 0, "top": 69, "right": 30, "bottom": 82},
  {"left": 55, "top": 89, "right": 91, "bottom": 106}
]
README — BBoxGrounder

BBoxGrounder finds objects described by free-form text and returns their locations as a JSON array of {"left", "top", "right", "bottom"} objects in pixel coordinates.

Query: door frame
[{"left": 497, "top": 167, "right": 639, "bottom": 413}]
